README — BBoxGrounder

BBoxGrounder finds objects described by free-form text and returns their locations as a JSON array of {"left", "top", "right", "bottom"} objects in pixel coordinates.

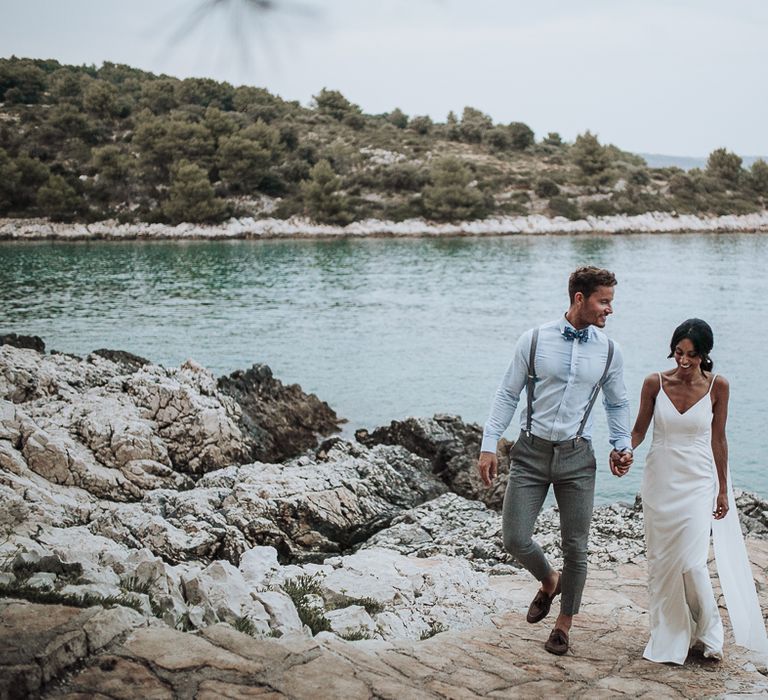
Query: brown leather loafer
[
  {"left": 526, "top": 573, "right": 562, "bottom": 624},
  {"left": 544, "top": 627, "right": 569, "bottom": 656}
]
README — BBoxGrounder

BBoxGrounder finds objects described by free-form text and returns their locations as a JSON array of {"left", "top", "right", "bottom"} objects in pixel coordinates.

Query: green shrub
[
  {"left": 749, "top": 159, "right": 768, "bottom": 195},
  {"left": 706, "top": 148, "right": 742, "bottom": 185},
  {"left": 668, "top": 173, "right": 696, "bottom": 198},
  {"left": 380, "top": 163, "right": 428, "bottom": 192},
  {"left": 408, "top": 115, "right": 432, "bottom": 135},
  {"left": 175, "top": 77, "right": 234, "bottom": 110},
  {"left": 628, "top": 169, "right": 650, "bottom": 186},
  {"left": 543, "top": 132, "right": 563, "bottom": 146},
  {"left": 217, "top": 121, "right": 282, "bottom": 193},
  {"left": 422, "top": 157, "right": 487, "bottom": 221},
  {"left": 140, "top": 79, "right": 179, "bottom": 114},
  {"left": 313, "top": 88, "right": 359, "bottom": 121},
  {"left": 612, "top": 188, "right": 671, "bottom": 215},
  {"left": 36, "top": 174, "right": 85, "bottom": 222},
  {"left": 571, "top": 131, "right": 609, "bottom": 176},
  {"left": 386, "top": 108, "right": 408, "bottom": 129},
  {"left": 483, "top": 127, "right": 510, "bottom": 152},
  {"left": 300, "top": 159, "right": 351, "bottom": 224},
  {"left": 420, "top": 620, "right": 448, "bottom": 640},
  {"left": 342, "top": 112, "right": 365, "bottom": 130},
  {"left": 459, "top": 106, "right": 493, "bottom": 143},
  {"left": 383, "top": 198, "right": 423, "bottom": 221},
  {"left": 548, "top": 195, "right": 581, "bottom": 220},
  {"left": 507, "top": 122, "right": 535, "bottom": 150},
  {"left": 162, "top": 160, "right": 227, "bottom": 224},
  {"left": 535, "top": 178, "right": 560, "bottom": 198},
  {"left": 0, "top": 148, "right": 20, "bottom": 213},
  {"left": 582, "top": 199, "right": 616, "bottom": 217}
]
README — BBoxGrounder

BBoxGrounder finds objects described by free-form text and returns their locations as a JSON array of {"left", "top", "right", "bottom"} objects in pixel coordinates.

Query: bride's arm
[
  {"left": 711, "top": 375, "right": 730, "bottom": 520},
  {"left": 631, "top": 373, "right": 659, "bottom": 450}
]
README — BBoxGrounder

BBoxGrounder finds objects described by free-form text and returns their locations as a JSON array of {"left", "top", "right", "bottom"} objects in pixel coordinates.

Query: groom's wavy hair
[
  {"left": 668, "top": 318, "right": 714, "bottom": 373},
  {"left": 568, "top": 266, "right": 617, "bottom": 303}
]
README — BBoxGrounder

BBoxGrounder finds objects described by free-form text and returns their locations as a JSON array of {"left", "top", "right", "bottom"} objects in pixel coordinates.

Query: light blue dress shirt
[{"left": 481, "top": 316, "right": 632, "bottom": 453}]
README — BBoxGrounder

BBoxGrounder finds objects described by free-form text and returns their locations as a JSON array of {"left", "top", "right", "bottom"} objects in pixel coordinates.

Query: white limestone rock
[
  {"left": 181, "top": 560, "right": 270, "bottom": 632},
  {"left": 239, "top": 546, "right": 279, "bottom": 587},
  {"left": 254, "top": 590, "right": 302, "bottom": 635},
  {"left": 0, "top": 346, "right": 251, "bottom": 503},
  {"left": 326, "top": 605, "right": 375, "bottom": 637},
  {"left": 321, "top": 548, "right": 415, "bottom": 606},
  {"left": 81, "top": 605, "right": 146, "bottom": 653},
  {"left": 25, "top": 571, "right": 56, "bottom": 589}
]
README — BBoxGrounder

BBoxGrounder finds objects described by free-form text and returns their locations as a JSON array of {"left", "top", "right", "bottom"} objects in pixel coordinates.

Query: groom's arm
[
  {"left": 601, "top": 342, "right": 633, "bottom": 472},
  {"left": 480, "top": 329, "right": 531, "bottom": 454},
  {"left": 478, "top": 331, "right": 530, "bottom": 486}
]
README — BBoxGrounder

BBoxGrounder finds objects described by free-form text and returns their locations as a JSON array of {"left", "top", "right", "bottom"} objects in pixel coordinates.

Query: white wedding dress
[{"left": 641, "top": 373, "right": 768, "bottom": 664}]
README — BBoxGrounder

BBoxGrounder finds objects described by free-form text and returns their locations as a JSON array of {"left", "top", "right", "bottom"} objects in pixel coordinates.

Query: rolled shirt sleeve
[
  {"left": 601, "top": 341, "right": 632, "bottom": 452},
  {"left": 481, "top": 330, "right": 531, "bottom": 453}
]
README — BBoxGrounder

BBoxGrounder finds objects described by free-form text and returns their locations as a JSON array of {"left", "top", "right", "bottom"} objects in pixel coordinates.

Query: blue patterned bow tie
[{"left": 562, "top": 326, "right": 589, "bottom": 343}]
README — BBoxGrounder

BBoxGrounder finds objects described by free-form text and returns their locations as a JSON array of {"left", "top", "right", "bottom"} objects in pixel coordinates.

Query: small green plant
[
  {"left": 175, "top": 611, "right": 195, "bottom": 632},
  {"left": 120, "top": 575, "right": 154, "bottom": 595},
  {"left": 0, "top": 581, "right": 143, "bottom": 614},
  {"left": 297, "top": 604, "right": 332, "bottom": 635},
  {"left": 420, "top": 620, "right": 449, "bottom": 640},
  {"left": 148, "top": 596, "right": 164, "bottom": 618},
  {"left": 282, "top": 574, "right": 332, "bottom": 635},
  {"left": 345, "top": 597, "right": 384, "bottom": 616},
  {"left": 119, "top": 577, "right": 166, "bottom": 620},
  {"left": 282, "top": 574, "right": 323, "bottom": 599},
  {"left": 339, "top": 629, "right": 373, "bottom": 641},
  {"left": 233, "top": 615, "right": 258, "bottom": 636}
]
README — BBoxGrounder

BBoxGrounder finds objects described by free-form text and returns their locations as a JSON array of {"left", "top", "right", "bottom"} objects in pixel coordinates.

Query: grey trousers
[{"left": 501, "top": 431, "right": 597, "bottom": 616}]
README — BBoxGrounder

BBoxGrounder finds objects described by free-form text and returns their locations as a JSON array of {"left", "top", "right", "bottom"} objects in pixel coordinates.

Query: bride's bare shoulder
[
  {"left": 642, "top": 373, "right": 662, "bottom": 394},
  {"left": 711, "top": 373, "right": 729, "bottom": 392}
]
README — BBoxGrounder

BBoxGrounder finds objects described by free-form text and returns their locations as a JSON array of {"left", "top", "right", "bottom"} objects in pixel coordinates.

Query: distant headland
[{"left": 1, "top": 56, "right": 767, "bottom": 230}]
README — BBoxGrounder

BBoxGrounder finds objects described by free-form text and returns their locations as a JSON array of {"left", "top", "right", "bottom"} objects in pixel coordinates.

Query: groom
[{"left": 477, "top": 266, "right": 633, "bottom": 655}]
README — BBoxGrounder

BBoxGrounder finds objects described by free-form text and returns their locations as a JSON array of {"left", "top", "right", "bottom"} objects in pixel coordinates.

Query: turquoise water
[{"left": 1, "top": 233, "right": 766, "bottom": 504}]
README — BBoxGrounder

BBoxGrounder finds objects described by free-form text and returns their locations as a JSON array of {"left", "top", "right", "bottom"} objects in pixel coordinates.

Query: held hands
[
  {"left": 477, "top": 451, "right": 498, "bottom": 487},
  {"left": 610, "top": 449, "right": 633, "bottom": 477},
  {"left": 713, "top": 490, "right": 729, "bottom": 520}
]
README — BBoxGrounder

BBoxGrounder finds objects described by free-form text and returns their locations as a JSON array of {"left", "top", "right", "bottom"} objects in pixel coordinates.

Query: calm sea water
[{"left": 1, "top": 233, "right": 766, "bottom": 504}]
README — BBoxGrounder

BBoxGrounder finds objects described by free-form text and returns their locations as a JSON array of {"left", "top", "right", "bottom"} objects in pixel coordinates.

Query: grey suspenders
[
  {"left": 524, "top": 327, "right": 615, "bottom": 439},
  {"left": 525, "top": 328, "right": 539, "bottom": 435}
]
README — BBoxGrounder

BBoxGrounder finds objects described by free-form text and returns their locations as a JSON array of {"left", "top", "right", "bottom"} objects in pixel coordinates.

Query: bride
[{"left": 628, "top": 318, "right": 768, "bottom": 664}]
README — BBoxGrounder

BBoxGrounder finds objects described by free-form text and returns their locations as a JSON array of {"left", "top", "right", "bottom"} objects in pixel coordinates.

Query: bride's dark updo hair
[{"left": 668, "top": 318, "right": 714, "bottom": 373}]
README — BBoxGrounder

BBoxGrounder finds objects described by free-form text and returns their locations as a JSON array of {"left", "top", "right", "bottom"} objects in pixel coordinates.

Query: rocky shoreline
[
  {"left": 2, "top": 335, "right": 768, "bottom": 698},
  {"left": 2, "top": 211, "right": 768, "bottom": 242}
]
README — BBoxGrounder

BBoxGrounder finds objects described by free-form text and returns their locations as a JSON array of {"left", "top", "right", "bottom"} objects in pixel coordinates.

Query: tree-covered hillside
[{"left": 1, "top": 56, "right": 767, "bottom": 224}]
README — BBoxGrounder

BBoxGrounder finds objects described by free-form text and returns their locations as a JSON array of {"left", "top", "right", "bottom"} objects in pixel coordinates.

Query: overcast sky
[{"left": 2, "top": 0, "right": 766, "bottom": 156}]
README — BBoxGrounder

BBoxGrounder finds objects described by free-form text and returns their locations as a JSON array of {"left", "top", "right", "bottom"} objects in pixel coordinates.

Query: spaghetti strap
[{"left": 707, "top": 373, "right": 718, "bottom": 395}]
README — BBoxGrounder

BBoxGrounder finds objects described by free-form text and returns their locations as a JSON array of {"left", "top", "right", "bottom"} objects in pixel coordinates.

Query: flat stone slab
[
  {"left": 11, "top": 545, "right": 765, "bottom": 699},
  {"left": 30, "top": 540, "right": 768, "bottom": 700},
  {"left": 39, "top": 613, "right": 768, "bottom": 699}
]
